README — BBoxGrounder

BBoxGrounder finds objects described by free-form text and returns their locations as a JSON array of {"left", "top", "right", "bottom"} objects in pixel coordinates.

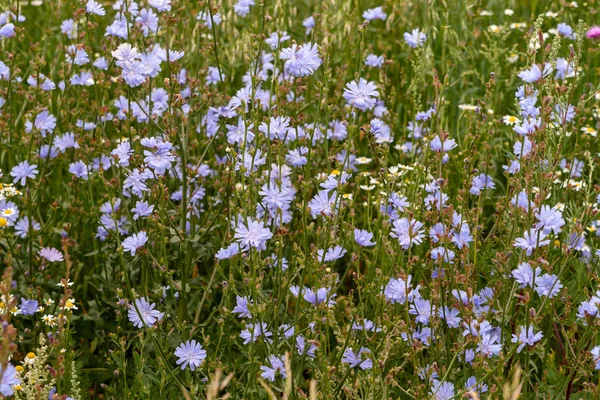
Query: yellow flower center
[
  {"left": 0, "top": 218, "right": 7, "bottom": 227},
  {"left": 15, "top": 366, "right": 23, "bottom": 373},
  {"left": 26, "top": 352, "right": 36, "bottom": 360}
]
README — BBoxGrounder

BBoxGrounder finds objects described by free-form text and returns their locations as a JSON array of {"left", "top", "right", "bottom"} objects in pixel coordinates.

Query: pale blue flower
[
  {"left": 260, "top": 355, "right": 286, "bottom": 381},
  {"left": 232, "top": 296, "right": 252, "bottom": 318},
  {"left": 10, "top": 161, "right": 38, "bottom": 186},
  {"left": 511, "top": 326, "right": 543, "bottom": 353},
  {"left": 342, "top": 347, "right": 372, "bottom": 369},
  {"left": 354, "top": 229, "right": 376, "bottom": 246},
  {"left": 131, "top": 201, "right": 154, "bottom": 220},
  {"left": 174, "top": 340, "right": 206, "bottom": 371},
  {"left": 404, "top": 29, "right": 426, "bottom": 48},
  {"left": 123, "top": 232, "right": 148, "bottom": 256},
  {"left": 128, "top": 298, "right": 163, "bottom": 328}
]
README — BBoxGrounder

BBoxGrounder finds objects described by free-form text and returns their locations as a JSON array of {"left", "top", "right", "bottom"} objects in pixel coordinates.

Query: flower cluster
[{"left": 0, "top": 1, "right": 598, "bottom": 399}]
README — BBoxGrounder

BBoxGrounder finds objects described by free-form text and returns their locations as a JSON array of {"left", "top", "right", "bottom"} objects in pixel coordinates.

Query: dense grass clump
[{"left": 0, "top": 0, "right": 600, "bottom": 398}]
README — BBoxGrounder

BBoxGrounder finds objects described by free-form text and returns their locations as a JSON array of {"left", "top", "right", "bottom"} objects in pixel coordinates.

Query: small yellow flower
[
  {"left": 503, "top": 115, "right": 519, "bottom": 125},
  {"left": 581, "top": 126, "right": 598, "bottom": 137},
  {"left": 42, "top": 314, "right": 57, "bottom": 327},
  {"left": 330, "top": 169, "right": 340, "bottom": 177},
  {"left": 63, "top": 298, "right": 78, "bottom": 311},
  {"left": 488, "top": 25, "right": 501, "bottom": 34},
  {"left": 15, "top": 366, "right": 24, "bottom": 374},
  {"left": 56, "top": 279, "right": 74, "bottom": 288},
  {"left": 24, "top": 352, "right": 37, "bottom": 365},
  {"left": 554, "top": 240, "right": 561, "bottom": 247},
  {"left": 510, "top": 22, "right": 527, "bottom": 30},
  {"left": 388, "top": 166, "right": 401, "bottom": 177},
  {"left": 13, "top": 384, "right": 22, "bottom": 391},
  {"left": 0, "top": 217, "right": 7, "bottom": 228},
  {"left": 1, "top": 208, "right": 15, "bottom": 217},
  {"left": 569, "top": 180, "right": 584, "bottom": 191}
]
